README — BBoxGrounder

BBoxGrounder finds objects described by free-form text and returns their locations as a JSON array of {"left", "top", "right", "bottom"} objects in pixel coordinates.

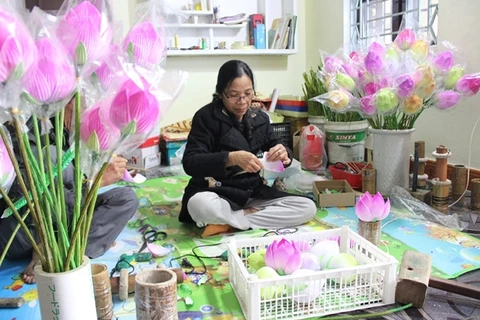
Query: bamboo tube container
[
  {"left": 431, "top": 145, "right": 452, "bottom": 214},
  {"left": 362, "top": 167, "right": 376, "bottom": 194},
  {"left": 135, "top": 269, "right": 178, "bottom": 320},
  {"left": 358, "top": 219, "right": 381, "bottom": 246},
  {"left": 471, "top": 178, "right": 480, "bottom": 210},
  {"left": 91, "top": 264, "right": 114, "bottom": 320},
  {"left": 451, "top": 165, "right": 467, "bottom": 205}
]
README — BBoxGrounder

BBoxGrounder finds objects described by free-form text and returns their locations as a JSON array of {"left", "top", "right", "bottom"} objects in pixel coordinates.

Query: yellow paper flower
[
  {"left": 328, "top": 90, "right": 350, "bottom": 111},
  {"left": 410, "top": 40, "right": 429, "bottom": 62},
  {"left": 401, "top": 94, "right": 423, "bottom": 114}
]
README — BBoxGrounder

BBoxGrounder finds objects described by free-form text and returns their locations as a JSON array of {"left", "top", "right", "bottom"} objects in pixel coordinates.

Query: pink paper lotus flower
[
  {"left": 265, "top": 238, "right": 301, "bottom": 275},
  {"left": 355, "top": 191, "right": 390, "bottom": 222},
  {"left": 364, "top": 50, "right": 384, "bottom": 75},
  {"left": 109, "top": 77, "right": 160, "bottom": 135},
  {"left": 324, "top": 56, "right": 344, "bottom": 74},
  {"left": 369, "top": 41, "right": 386, "bottom": 55},
  {"left": 456, "top": 74, "right": 480, "bottom": 97},
  {"left": 433, "top": 90, "right": 461, "bottom": 110},
  {"left": 360, "top": 95, "right": 376, "bottom": 116},
  {"left": 0, "top": 135, "right": 16, "bottom": 197},
  {"left": 433, "top": 51, "right": 454, "bottom": 73},
  {"left": 123, "top": 21, "right": 166, "bottom": 67},
  {"left": 57, "top": 1, "right": 112, "bottom": 64},
  {"left": 341, "top": 63, "right": 358, "bottom": 79},
  {"left": 80, "top": 103, "right": 119, "bottom": 152},
  {"left": 24, "top": 38, "right": 76, "bottom": 104},
  {"left": 395, "top": 74, "right": 415, "bottom": 98},
  {"left": 292, "top": 240, "right": 311, "bottom": 252},
  {"left": 0, "top": 8, "right": 37, "bottom": 82},
  {"left": 395, "top": 29, "right": 416, "bottom": 50}
]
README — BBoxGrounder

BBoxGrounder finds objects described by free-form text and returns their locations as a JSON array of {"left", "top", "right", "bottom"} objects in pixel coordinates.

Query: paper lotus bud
[
  {"left": 123, "top": 21, "right": 166, "bottom": 67},
  {"left": 247, "top": 249, "right": 267, "bottom": 271},
  {"left": 410, "top": 40, "right": 429, "bottom": 62},
  {"left": 364, "top": 50, "right": 384, "bottom": 74},
  {"left": 355, "top": 191, "right": 390, "bottom": 222},
  {"left": 456, "top": 74, "right": 480, "bottom": 97},
  {"left": 309, "top": 240, "right": 339, "bottom": 270},
  {"left": 326, "top": 90, "right": 350, "bottom": 111},
  {"left": 341, "top": 64, "right": 358, "bottom": 79},
  {"left": 360, "top": 95, "right": 376, "bottom": 116},
  {"left": 414, "top": 67, "right": 435, "bottom": 98},
  {"left": 80, "top": 103, "right": 119, "bottom": 152},
  {"left": 433, "top": 51, "right": 454, "bottom": 73},
  {"left": 323, "top": 56, "right": 343, "bottom": 73},
  {"left": 374, "top": 88, "right": 399, "bottom": 113},
  {"left": 336, "top": 73, "right": 356, "bottom": 92},
  {"left": 0, "top": 8, "right": 37, "bottom": 82},
  {"left": 0, "top": 135, "right": 16, "bottom": 198},
  {"left": 364, "top": 78, "right": 390, "bottom": 96},
  {"left": 300, "top": 252, "right": 320, "bottom": 271},
  {"left": 369, "top": 41, "right": 386, "bottom": 55},
  {"left": 395, "top": 74, "right": 415, "bottom": 98},
  {"left": 109, "top": 77, "right": 160, "bottom": 135},
  {"left": 395, "top": 29, "right": 416, "bottom": 50},
  {"left": 444, "top": 65, "right": 465, "bottom": 89},
  {"left": 326, "top": 253, "right": 359, "bottom": 284},
  {"left": 401, "top": 94, "right": 423, "bottom": 114},
  {"left": 292, "top": 240, "right": 311, "bottom": 252},
  {"left": 433, "top": 91, "right": 461, "bottom": 110},
  {"left": 255, "top": 266, "right": 282, "bottom": 299},
  {"left": 265, "top": 238, "right": 301, "bottom": 275},
  {"left": 289, "top": 269, "right": 325, "bottom": 304},
  {"left": 58, "top": 1, "right": 113, "bottom": 64},
  {"left": 385, "top": 46, "right": 400, "bottom": 61},
  {"left": 24, "top": 38, "right": 76, "bottom": 105}
]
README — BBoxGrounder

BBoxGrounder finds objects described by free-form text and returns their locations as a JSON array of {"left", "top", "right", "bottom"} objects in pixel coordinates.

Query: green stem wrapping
[
  {"left": 0, "top": 188, "right": 45, "bottom": 267},
  {"left": 73, "top": 92, "right": 82, "bottom": 265},
  {"left": 0, "top": 210, "right": 30, "bottom": 266},
  {"left": 316, "top": 303, "right": 412, "bottom": 319},
  {"left": 14, "top": 119, "right": 54, "bottom": 273},
  {"left": 64, "top": 163, "right": 108, "bottom": 270},
  {"left": 53, "top": 112, "right": 70, "bottom": 268}
]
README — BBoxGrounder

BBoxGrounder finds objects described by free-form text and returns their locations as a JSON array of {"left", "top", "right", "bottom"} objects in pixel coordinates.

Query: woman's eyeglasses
[{"left": 224, "top": 91, "right": 255, "bottom": 101}]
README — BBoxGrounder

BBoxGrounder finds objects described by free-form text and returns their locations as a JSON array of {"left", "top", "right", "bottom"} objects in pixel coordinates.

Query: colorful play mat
[{"left": 1, "top": 175, "right": 479, "bottom": 320}]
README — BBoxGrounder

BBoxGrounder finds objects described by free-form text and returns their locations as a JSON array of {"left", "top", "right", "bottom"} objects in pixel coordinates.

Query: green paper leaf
[
  {"left": 122, "top": 120, "right": 137, "bottom": 136},
  {"left": 22, "top": 92, "right": 41, "bottom": 105},
  {"left": 127, "top": 41, "right": 135, "bottom": 59},
  {"left": 87, "top": 131, "right": 100, "bottom": 153},
  {"left": 12, "top": 62, "right": 24, "bottom": 80},
  {"left": 75, "top": 42, "right": 87, "bottom": 66}
]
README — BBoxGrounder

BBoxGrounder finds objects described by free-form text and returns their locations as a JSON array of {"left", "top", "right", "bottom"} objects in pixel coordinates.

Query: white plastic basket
[{"left": 227, "top": 226, "right": 397, "bottom": 320}]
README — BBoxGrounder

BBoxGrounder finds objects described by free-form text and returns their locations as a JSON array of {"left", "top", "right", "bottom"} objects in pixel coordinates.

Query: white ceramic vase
[
  {"left": 35, "top": 256, "right": 97, "bottom": 320},
  {"left": 371, "top": 128, "right": 415, "bottom": 195}
]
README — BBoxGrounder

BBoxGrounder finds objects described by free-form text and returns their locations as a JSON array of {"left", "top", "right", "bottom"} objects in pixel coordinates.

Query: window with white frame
[{"left": 349, "top": 0, "right": 438, "bottom": 50}]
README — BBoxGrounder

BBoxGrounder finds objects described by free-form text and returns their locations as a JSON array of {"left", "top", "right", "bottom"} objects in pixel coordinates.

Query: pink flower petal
[
  {"left": 122, "top": 170, "right": 135, "bottom": 182},
  {"left": 355, "top": 196, "right": 373, "bottom": 222},
  {"left": 379, "top": 198, "right": 391, "bottom": 221},
  {"left": 265, "top": 240, "right": 277, "bottom": 268},
  {"left": 371, "top": 192, "right": 386, "bottom": 220},
  {"left": 283, "top": 247, "right": 302, "bottom": 274}
]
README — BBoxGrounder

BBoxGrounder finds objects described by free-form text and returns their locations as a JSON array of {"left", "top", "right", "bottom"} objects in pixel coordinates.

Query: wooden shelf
[
  {"left": 167, "top": 23, "right": 247, "bottom": 29},
  {"left": 167, "top": 48, "right": 298, "bottom": 57},
  {"left": 181, "top": 10, "right": 213, "bottom": 16}
]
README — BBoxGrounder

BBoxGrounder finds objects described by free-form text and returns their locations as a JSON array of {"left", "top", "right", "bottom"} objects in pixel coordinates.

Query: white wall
[{"left": 413, "top": 0, "right": 480, "bottom": 168}]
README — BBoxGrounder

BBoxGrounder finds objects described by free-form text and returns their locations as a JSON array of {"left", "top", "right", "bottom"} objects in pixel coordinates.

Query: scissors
[{"left": 138, "top": 229, "right": 167, "bottom": 254}]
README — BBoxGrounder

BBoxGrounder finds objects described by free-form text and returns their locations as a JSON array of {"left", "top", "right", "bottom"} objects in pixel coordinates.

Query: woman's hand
[
  {"left": 100, "top": 156, "right": 128, "bottom": 187},
  {"left": 227, "top": 151, "right": 264, "bottom": 173},
  {"left": 266, "top": 144, "right": 291, "bottom": 166}
]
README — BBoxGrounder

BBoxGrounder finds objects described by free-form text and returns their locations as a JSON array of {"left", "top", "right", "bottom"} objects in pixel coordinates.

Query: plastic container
[
  {"left": 228, "top": 226, "right": 397, "bottom": 320},
  {"left": 329, "top": 162, "right": 367, "bottom": 190},
  {"left": 299, "top": 124, "right": 326, "bottom": 172},
  {"left": 271, "top": 121, "right": 292, "bottom": 149}
]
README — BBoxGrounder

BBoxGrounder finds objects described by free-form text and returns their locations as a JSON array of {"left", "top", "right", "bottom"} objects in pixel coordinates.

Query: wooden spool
[
  {"left": 434, "top": 145, "right": 449, "bottom": 181},
  {"left": 357, "top": 219, "right": 381, "bottom": 246},
  {"left": 395, "top": 250, "right": 432, "bottom": 308},
  {"left": 111, "top": 268, "right": 184, "bottom": 296},
  {"left": 451, "top": 165, "right": 467, "bottom": 205},
  {"left": 471, "top": 178, "right": 480, "bottom": 210},
  {"left": 91, "top": 264, "right": 114, "bottom": 320},
  {"left": 432, "top": 179, "right": 451, "bottom": 214},
  {"left": 118, "top": 268, "right": 129, "bottom": 301},
  {"left": 135, "top": 269, "right": 178, "bottom": 320}
]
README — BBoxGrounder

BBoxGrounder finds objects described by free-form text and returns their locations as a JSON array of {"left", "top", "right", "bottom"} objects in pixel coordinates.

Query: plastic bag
[
  {"left": 0, "top": 125, "right": 16, "bottom": 199},
  {"left": 389, "top": 186, "right": 468, "bottom": 230},
  {"left": 299, "top": 125, "right": 327, "bottom": 173},
  {"left": 283, "top": 172, "right": 328, "bottom": 194}
]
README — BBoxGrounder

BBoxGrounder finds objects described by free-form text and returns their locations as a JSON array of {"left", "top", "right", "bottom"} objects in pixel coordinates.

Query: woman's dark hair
[{"left": 212, "top": 60, "right": 255, "bottom": 101}]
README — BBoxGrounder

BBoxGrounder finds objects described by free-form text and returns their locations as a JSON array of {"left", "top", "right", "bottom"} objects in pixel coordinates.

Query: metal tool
[{"left": 138, "top": 229, "right": 167, "bottom": 254}]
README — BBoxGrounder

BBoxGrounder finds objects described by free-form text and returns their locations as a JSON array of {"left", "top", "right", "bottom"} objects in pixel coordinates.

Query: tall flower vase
[
  {"left": 370, "top": 128, "right": 415, "bottom": 195},
  {"left": 35, "top": 256, "right": 97, "bottom": 320},
  {"left": 358, "top": 219, "right": 382, "bottom": 246}
]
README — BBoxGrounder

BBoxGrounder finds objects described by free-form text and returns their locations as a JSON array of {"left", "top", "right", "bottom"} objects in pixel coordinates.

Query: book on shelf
[{"left": 269, "top": 14, "right": 297, "bottom": 50}]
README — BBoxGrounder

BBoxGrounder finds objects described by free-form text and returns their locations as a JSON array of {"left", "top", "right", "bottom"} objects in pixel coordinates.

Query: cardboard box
[
  {"left": 125, "top": 135, "right": 161, "bottom": 169},
  {"left": 312, "top": 180, "right": 356, "bottom": 207}
]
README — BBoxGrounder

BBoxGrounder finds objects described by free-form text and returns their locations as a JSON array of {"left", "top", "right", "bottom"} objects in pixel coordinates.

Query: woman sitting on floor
[{"left": 179, "top": 59, "right": 316, "bottom": 237}]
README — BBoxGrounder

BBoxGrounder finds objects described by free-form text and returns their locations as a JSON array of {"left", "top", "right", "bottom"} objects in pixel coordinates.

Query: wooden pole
[
  {"left": 362, "top": 167, "right": 376, "bottom": 194},
  {"left": 451, "top": 165, "right": 467, "bottom": 205},
  {"left": 91, "top": 263, "right": 114, "bottom": 320},
  {"left": 471, "top": 178, "right": 480, "bottom": 210},
  {"left": 432, "top": 145, "right": 451, "bottom": 213}
]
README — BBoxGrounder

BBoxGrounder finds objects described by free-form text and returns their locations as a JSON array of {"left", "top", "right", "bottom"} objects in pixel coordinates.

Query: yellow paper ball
[
  {"left": 402, "top": 94, "right": 423, "bottom": 114},
  {"left": 328, "top": 90, "right": 350, "bottom": 111}
]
